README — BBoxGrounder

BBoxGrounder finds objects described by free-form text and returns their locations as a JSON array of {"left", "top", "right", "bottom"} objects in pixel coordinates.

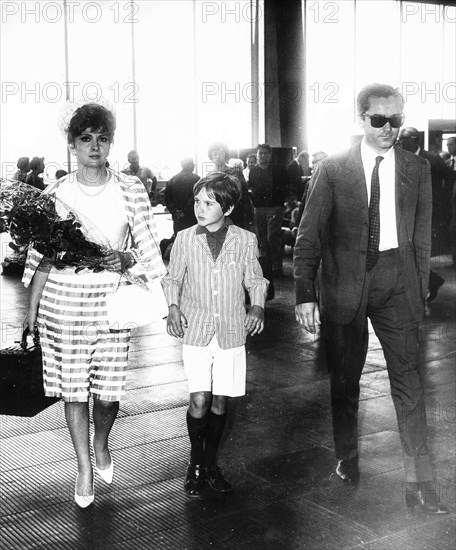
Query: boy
[{"left": 162, "top": 172, "right": 268, "bottom": 497}]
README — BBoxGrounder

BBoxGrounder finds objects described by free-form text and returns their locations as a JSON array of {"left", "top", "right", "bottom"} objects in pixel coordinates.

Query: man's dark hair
[
  {"left": 30, "top": 156, "right": 44, "bottom": 172},
  {"left": 67, "top": 103, "right": 116, "bottom": 144},
  {"left": 357, "top": 83, "right": 404, "bottom": 115},
  {"left": 257, "top": 143, "right": 271, "bottom": 152},
  {"left": 193, "top": 172, "right": 241, "bottom": 213}
]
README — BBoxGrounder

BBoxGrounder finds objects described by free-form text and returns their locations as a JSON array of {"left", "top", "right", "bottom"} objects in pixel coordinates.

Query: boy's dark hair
[
  {"left": 193, "top": 172, "right": 241, "bottom": 213},
  {"left": 67, "top": 103, "right": 116, "bottom": 144}
]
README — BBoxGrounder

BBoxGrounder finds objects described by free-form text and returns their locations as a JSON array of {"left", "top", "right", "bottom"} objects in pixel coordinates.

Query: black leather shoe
[
  {"left": 426, "top": 273, "right": 444, "bottom": 302},
  {"left": 205, "top": 466, "right": 233, "bottom": 493},
  {"left": 184, "top": 463, "right": 204, "bottom": 498},
  {"left": 336, "top": 458, "right": 359, "bottom": 482},
  {"left": 405, "top": 488, "right": 449, "bottom": 515}
]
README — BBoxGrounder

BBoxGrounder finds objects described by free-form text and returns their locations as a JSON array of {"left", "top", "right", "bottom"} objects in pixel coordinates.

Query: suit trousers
[
  {"left": 254, "top": 206, "right": 285, "bottom": 272},
  {"left": 322, "top": 249, "right": 434, "bottom": 482}
]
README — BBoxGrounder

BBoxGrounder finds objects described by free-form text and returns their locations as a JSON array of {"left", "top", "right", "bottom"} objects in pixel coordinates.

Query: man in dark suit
[
  {"left": 294, "top": 83, "right": 448, "bottom": 514},
  {"left": 164, "top": 157, "right": 200, "bottom": 235},
  {"left": 397, "top": 127, "right": 455, "bottom": 300},
  {"left": 286, "top": 151, "right": 311, "bottom": 199},
  {"left": 249, "top": 144, "right": 289, "bottom": 290}
]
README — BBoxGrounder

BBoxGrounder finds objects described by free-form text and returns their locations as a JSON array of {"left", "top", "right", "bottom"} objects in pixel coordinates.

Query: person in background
[
  {"left": 13, "top": 157, "right": 30, "bottom": 183},
  {"left": 122, "top": 150, "right": 157, "bottom": 204},
  {"left": 164, "top": 157, "right": 200, "bottom": 235},
  {"left": 248, "top": 144, "right": 289, "bottom": 285},
  {"left": 397, "top": 127, "right": 455, "bottom": 300},
  {"left": 243, "top": 154, "right": 257, "bottom": 182},
  {"left": 445, "top": 137, "right": 456, "bottom": 266},
  {"left": 294, "top": 83, "right": 448, "bottom": 515},
  {"left": 207, "top": 142, "right": 255, "bottom": 232},
  {"left": 286, "top": 150, "right": 311, "bottom": 200},
  {"left": 55, "top": 169, "right": 68, "bottom": 180},
  {"left": 162, "top": 171, "right": 267, "bottom": 498},
  {"left": 23, "top": 102, "right": 166, "bottom": 508},
  {"left": 26, "top": 157, "right": 45, "bottom": 190}
]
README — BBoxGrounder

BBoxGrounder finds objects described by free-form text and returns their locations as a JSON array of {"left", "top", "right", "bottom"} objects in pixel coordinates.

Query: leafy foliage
[{"left": 0, "top": 180, "right": 106, "bottom": 272}]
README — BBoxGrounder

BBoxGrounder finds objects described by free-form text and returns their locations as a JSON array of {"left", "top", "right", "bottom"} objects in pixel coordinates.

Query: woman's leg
[
  {"left": 92, "top": 398, "right": 119, "bottom": 469},
  {"left": 65, "top": 401, "right": 93, "bottom": 495}
]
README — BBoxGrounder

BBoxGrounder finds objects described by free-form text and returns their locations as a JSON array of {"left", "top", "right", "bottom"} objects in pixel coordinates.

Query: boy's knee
[
  {"left": 211, "top": 395, "right": 228, "bottom": 415},
  {"left": 189, "top": 392, "right": 212, "bottom": 416}
]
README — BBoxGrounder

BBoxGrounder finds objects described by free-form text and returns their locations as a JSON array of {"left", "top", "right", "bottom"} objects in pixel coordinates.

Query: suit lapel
[
  {"left": 196, "top": 232, "right": 215, "bottom": 263},
  {"left": 394, "top": 147, "right": 412, "bottom": 237},
  {"left": 217, "top": 226, "right": 237, "bottom": 265},
  {"left": 347, "top": 144, "right": 368, "bottom": 209}
]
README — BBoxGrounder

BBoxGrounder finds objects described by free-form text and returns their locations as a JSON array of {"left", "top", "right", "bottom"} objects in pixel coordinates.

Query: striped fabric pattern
[
  {"left": 38, "top": 276, "right": 130, "bottom": 401},
  {"left": 21, "top": 170, "right": 167, "bottom": 402},
  {"left": 22, "top": 169, "right": 166, "bottom": 288},
  {"left": 162, "top": 224, "right": 268, "bottom": 349}
]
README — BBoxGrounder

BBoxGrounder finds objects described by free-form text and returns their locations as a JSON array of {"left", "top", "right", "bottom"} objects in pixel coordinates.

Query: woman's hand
[{"left": 100, "top": 250, "right": 134, "bottom": 272}]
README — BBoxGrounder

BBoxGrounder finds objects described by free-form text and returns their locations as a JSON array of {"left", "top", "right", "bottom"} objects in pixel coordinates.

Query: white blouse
[{"left": 49, "top": 172, "right": 129, "bottom": 285}]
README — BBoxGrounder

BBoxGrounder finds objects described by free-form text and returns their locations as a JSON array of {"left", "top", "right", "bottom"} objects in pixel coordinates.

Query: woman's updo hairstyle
[{"left": 67, "top": 103, "right": 116, "bottom": 145}]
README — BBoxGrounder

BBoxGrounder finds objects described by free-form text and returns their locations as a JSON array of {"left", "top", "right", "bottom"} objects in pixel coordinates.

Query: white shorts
[{"left": 182, "top": 337, "right": 246, "bottom": 397}]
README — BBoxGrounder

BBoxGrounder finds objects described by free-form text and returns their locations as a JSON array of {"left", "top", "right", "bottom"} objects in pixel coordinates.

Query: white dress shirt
[{"left": 360, "top": 139, "right": 398, "bottom": 250}]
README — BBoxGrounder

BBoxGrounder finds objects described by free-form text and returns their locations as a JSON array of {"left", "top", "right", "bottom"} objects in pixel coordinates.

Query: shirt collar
[
  {"left": 195, "top": 218, "right": 232, "bottom": 236},
  {"left": 361, "top": 137, "right": 395, "bottom": 161}
]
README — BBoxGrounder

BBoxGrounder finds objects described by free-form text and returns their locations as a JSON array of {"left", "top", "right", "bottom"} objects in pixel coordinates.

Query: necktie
[
  {"left": 451, "top": 158, "right": 455, "bottom": 170},
  {"left": 365, "top": 156, "right": 384, "bottom": 272}
]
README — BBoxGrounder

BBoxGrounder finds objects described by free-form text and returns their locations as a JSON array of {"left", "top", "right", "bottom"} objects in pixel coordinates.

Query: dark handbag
[{"left": 0, "top": 327, "right": 58, "bottom": 417}]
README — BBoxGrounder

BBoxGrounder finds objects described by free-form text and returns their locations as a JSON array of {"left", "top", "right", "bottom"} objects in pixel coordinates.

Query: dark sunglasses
[{"left": 363, "top": 113, "right": 405, "bottom": 129}]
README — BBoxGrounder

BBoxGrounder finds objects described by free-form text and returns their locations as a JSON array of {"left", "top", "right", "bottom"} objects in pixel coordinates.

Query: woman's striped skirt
[{"left": 37, "top": 274, "right": 131, "bottom": 403}]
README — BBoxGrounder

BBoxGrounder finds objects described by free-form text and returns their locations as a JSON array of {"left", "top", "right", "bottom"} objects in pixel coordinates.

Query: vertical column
[{"left": 264, "top": 0, "right": 306, "bottom": 151}]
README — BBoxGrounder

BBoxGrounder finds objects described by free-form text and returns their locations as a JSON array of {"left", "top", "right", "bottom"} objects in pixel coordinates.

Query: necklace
[{"left": 76, "top": 170, "right": 111, "bottom": 197}]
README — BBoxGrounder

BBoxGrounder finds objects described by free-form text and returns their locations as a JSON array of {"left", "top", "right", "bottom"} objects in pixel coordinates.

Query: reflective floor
[{"left": 0, "top": 232, "right": 455, "bottom": 549}]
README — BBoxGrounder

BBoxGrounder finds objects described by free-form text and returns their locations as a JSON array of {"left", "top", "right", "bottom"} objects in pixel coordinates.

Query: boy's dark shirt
[{"left": 195, "top": 219, "right": 232, "bottom": 261}]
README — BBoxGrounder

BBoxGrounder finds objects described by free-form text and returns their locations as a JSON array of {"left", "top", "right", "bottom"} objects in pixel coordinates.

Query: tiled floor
[{"left": 0, "top": 228, "right": 455, "bottom": 549}]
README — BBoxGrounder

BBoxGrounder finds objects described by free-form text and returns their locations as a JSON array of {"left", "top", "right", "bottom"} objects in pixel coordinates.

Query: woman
[
  {"left": 23, "top": 102, "right": 166, "bottom": 508},
  {"left": 207, "top": 142, "right": 254, "bottom": 231}
]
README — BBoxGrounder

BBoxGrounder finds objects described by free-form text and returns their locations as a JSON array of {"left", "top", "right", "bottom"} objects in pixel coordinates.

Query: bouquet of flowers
[{"left": 0, "top": 179, "right": 107, "bottom": 273}]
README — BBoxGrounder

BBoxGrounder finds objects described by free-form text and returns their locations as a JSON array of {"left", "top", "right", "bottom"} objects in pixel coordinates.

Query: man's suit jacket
[
  {"left": 286, "top": 160, "right": 304, "bottom": 197},
  {"left": 293, "top": 144, "right": 432, "bottom": 325}
]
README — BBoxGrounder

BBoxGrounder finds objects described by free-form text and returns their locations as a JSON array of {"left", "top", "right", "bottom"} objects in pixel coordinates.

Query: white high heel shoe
[
  {"left": 74, "top": 475, "right": 94, "bottom": 508},
  {"left": 91, "top": 433, "right": 114, "bottom": 484}
]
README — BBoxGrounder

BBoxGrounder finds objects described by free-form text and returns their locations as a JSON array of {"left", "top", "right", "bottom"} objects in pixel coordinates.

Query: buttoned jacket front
[
  {"left": 294, "top": 144, "right": 432, "bottom": 324},
  {"left": 162, "top": 224, "right": 268, "bottom": 349}
]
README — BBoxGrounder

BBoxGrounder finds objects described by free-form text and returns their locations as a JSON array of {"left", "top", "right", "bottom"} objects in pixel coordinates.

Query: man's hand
[
  {"left": 166, "top": 304, "right": 188, "bottom": 338},
  {"left": 295, "top": 302, "right": 321, "bottom": 334},
  {"left": 244, "top": 305, "right": 264, "bottom": 335}
]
